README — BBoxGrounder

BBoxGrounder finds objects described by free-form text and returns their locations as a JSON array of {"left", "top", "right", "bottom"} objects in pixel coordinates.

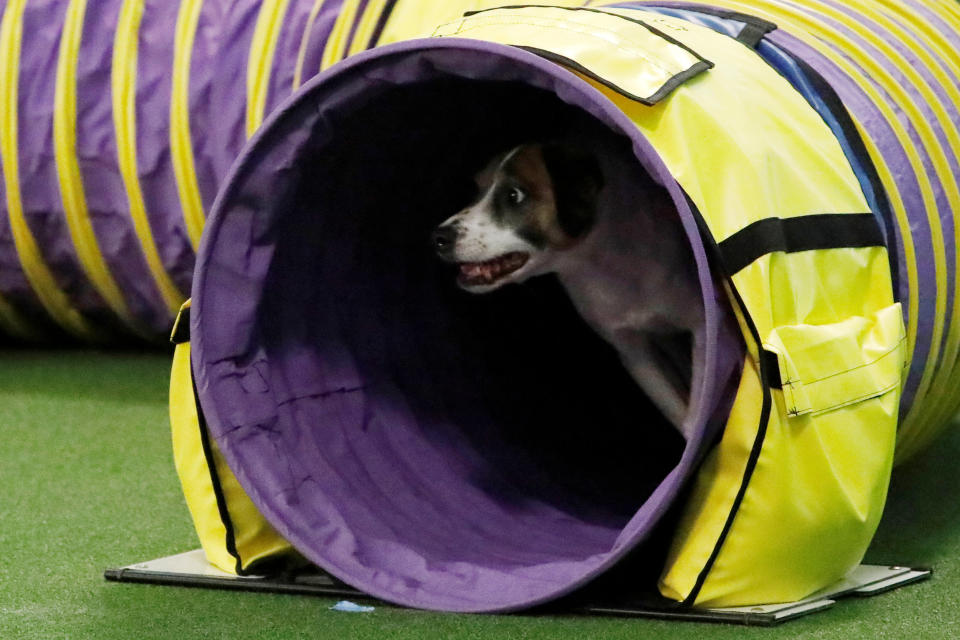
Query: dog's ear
[{"left": 541, "top": 144, "right": 604, "bottom": 239}]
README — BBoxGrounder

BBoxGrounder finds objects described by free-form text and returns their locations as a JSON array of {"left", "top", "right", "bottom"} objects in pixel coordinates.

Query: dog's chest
[{"left": 560, "top": 274, "right": 675, "bottom": 339}]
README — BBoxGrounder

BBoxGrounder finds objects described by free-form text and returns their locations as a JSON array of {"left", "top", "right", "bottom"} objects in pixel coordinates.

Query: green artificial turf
[{"left": 3, "top": 348, "right": 960, "bottom": 639}]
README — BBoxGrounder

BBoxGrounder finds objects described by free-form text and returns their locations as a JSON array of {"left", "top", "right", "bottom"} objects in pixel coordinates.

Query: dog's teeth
[{"left": 457, "top": 252, "right": 529, "bottom": 286}]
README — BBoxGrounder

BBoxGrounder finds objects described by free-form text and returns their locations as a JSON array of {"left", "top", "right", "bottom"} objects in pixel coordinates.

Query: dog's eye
[{"left": 507, "top": 187, "right": 526, "bottom": 206}]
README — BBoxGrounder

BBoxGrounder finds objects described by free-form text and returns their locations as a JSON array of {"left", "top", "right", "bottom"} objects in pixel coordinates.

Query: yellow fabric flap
[
  {"left": 169, "top": 340, "right": 294, "bottom": 575},
  {"left": 170, "top": 341, "right": 236, "bottom": 573},
  {"left": 765, "top": 303, "right": 906, "bottom": 417},
  {"left": 432, "top": 6, "right": 713, "bottom": 104}
]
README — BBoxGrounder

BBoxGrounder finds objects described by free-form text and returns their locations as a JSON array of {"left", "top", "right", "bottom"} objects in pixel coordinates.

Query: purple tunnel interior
[{"left": 192, "top": 41, "right": 744, "bottom": 612}]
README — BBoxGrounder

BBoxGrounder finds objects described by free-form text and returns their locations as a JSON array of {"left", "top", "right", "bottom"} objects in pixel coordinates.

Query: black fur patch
[
  {"left": 518, "top": 224, "right": 549, "bottom": 249},
  {"left": 541, "top": 144, "right": 603, "bottom": 239}
]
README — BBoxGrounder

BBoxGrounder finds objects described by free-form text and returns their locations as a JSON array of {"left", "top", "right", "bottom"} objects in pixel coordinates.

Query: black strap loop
[
  {"left": 718, "top": 213, "right": 885, "bottom": 275},
  {"left": 762, "top": 349, "right": 783, "bottom": 389},
  {"left": 736, "top": 21, "right": 775, "bottom": 48}
]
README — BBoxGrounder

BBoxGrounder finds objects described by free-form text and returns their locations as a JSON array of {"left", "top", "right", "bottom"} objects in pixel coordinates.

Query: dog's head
[{"left": 432, "top": 143, "right": 603, "bottom": 293}]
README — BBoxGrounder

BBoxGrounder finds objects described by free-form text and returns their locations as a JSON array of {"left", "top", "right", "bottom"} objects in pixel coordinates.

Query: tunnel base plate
[{"left": 104, "top": 550, "right": 929, "bottom": 626}]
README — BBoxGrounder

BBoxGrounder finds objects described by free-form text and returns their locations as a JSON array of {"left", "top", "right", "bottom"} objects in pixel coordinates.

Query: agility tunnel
[{"left": 3, "top": 0, "right": 959, "bottom": 613}]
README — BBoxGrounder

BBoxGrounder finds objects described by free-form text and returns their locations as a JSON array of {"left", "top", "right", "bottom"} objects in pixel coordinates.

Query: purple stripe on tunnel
[
  {"left": 187, "top": 0, "right": 227, "bottom": 214},
  {"left": 208, "top": 0, "right": 263, "bottom": 183},
  {"left": 263, "top": 0, "right": 313, "bottom": 115},
  {"left": 134, "top": 0, "right": 197, "bottom": 297},
  {"left": 298, "top": 0, "right": 347, "bottom": 84},
  {"left": 75, "top": 0, "right": 172, "bottom": 336}
]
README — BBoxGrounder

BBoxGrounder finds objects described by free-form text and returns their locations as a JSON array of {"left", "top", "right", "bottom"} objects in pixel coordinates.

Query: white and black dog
[{"left": 432, "top": 143, "right": 704, "bottom": 438}]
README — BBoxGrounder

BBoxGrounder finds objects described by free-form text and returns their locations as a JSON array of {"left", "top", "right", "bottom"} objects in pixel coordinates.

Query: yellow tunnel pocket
[
  {"left": 432, "top": 5, "right": 713, "bottom": 104},
  {"left": 765, "top": 303, "right": 905, "bottom": 418}
]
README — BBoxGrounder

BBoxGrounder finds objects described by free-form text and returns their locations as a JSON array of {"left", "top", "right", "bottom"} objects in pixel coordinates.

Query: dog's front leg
[{"left": 617, "top": 334, "right": 691, "bottom": 437}]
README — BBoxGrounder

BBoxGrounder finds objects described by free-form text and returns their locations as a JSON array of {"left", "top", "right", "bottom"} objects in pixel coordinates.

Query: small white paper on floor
[{"left": 330, "top": 600, "right": 375, "bottom": 613}]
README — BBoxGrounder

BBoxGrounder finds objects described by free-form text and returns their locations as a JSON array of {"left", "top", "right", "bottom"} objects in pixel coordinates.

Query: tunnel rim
[{"left": 190, "top": 36, "right": 733, "bottom": 613}]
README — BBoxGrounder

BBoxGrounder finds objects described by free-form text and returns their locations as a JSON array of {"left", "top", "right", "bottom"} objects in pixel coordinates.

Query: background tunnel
[{"left": 3, "top": 0, "right": 960, "bottom": 613}]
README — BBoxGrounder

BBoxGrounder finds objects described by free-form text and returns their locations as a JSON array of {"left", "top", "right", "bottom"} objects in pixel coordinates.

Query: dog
[{"left": 432, "top": 143, "right": 704, "bottom": 438}]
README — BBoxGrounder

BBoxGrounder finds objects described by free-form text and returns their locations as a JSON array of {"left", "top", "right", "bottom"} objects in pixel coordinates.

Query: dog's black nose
[{"left": 432, "top": 224, "right": 458, "bottom": 258}]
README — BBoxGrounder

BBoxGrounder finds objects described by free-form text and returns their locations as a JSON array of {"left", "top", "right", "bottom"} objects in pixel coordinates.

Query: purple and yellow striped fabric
[
  {"left": 633, "top": 0, "right": 960, "bottom": 465},
  {"left": 0, "top": 0, "right": 368, "bottom": 342}
]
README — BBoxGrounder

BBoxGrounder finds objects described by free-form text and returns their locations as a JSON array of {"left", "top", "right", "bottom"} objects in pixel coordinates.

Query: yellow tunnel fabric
[
  {"left": 346, "top": 0, "right": 391, "bottom": 56},
  {"left": 592, "top": 7, "right": 901, "bottom": 606},
  {"left": 431, "top": 7, "right": 713, "bottom": 104},
  {"left": 375, "top": 0, "right": 590, "bottom": 49}
]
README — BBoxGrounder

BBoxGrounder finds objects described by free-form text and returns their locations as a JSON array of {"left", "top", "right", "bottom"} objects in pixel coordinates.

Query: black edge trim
[
  {"left": 193, "top": 374, "right": 246, "bottom": 576},
  {"left": 679, "top": 191, "right": 774, "bottom": 606},
  {"left": 170, "top": 306, "right": 191, "bottom": 344},
  {"left": 718, "top": 213, "right": 885, "bottom": 275},
  {"left": 455, "top": 5, "right": 714, "bottom": 105},
  {"left": 645, "top": 59, "right": 713, "bottom": 103},
  {"left": 788, "top": 55, "right": 900, "bottom": 301},
  {"left": 366, "top": 0, "right": 399, "bottom": 48}
]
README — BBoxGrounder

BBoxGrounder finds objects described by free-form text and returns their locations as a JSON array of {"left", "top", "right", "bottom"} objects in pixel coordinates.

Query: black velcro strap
[
  {"left": 646, "top": 5, "right": 776, "bottom": 48},
  {"left": 170, "top": 305, "right": 191, "bottom": 344},
  {"left": 736, "top": 21, "right": 775, "bottom": 48},
  {"left": 762, "top": 349, "right": 782, "bottom": 389},
  {"left": 718, "top": 213, "right": 885, "bottom": 275}
]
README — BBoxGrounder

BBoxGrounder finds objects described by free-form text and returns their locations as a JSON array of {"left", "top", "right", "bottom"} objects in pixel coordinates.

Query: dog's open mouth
[{"left": 457, "top": 252, "right": 530, "bottom": 286}]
